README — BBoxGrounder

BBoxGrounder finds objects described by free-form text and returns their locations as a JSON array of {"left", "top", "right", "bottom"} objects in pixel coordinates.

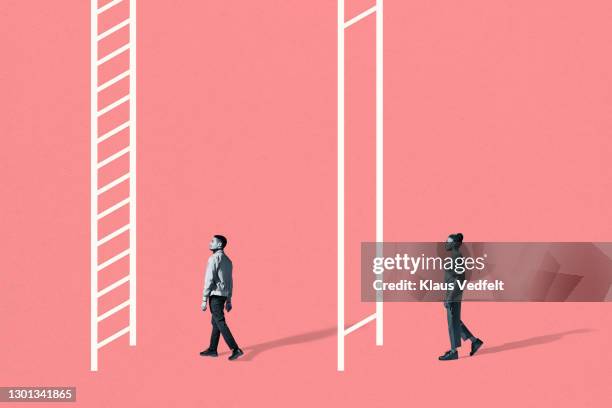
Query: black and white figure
[
  {"left": 200, "top": 235, "right": 244, "bottom": 361},
  {"left": 438, "top": 233, "right": 484, "bottom": 361}
]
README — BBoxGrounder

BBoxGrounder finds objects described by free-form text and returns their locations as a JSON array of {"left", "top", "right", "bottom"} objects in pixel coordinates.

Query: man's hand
[
  {"left": 225, "top": 301, "right": 232, "bottom": 312},
  {"left": 201, "top": 300, "right": 207, "bottom": 311}
]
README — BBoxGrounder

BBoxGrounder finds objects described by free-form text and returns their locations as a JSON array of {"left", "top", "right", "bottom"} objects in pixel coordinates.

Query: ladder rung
[
  {"left": 98, "top": 173, "right": 130, "bottom": 195},
  {"left": 98, "top": 223, "right": 130, "bottom": 246},
  {"left": 344, "top": 5, "right": 377, "bottom": 29},
  {"left": 97, "top": 95, "right": 130, "bottom": 117},
  {"left": 97, "top": 18, "right": 130, "bottom": 41},
  {"left": 97, "top": 0, "right": 124, "bottom": 15},
  {"left": 98, "top": 199, "right": 130, "bottom": 221},
  {"left": 98, "top": 326, "right": 130, "bottom": 349},
  {"left": 98, "top": 146, "right": 130, "bottom": 169},
  {"left": 97, "top": 43, "right": 130, "bottom": 66},
  {"left": 97, "top": 248, "right": 130, "bottom": 271},
  {"left": 98, "top": 121, "right": 130, "bottom": 143},
  {"left": 97, "top": 70, "right": 130, "bottom": 92},
  {"left": 98, "top": 275, "right": 130, "bottom": 298},
  {"left": 97, "top": 299, "right": 131, "bottom": 322},
  {"left": 344, "top": 313, "right": 376, "bottom": 336}
]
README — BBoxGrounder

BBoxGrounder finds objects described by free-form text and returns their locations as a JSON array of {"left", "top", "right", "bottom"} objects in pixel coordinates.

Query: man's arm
[
  {"left": 225, "top": 261, "right": 233, "bottom": 311},
  {"left": 227, "top": 269, "right": 233, "bottom": 303},
  {"left": 201, "top": 257, "right": 219, "bottom": 309}
]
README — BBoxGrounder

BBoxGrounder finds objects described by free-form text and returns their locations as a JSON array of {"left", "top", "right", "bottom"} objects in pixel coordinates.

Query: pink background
[{"left": 1, "top": 0, "right": 611, "bottom": 406}]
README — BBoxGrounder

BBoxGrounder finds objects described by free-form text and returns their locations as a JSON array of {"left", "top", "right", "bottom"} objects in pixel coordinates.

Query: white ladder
[
  {"left": 90, "top": 0, "right": 137, "bottom": 372},
  {"left": 337, "top": 0, "right": 384, "bottom": 372}
]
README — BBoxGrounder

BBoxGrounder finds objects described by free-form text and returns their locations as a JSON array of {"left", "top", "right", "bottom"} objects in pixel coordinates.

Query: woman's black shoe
[
  {"left": 470, "top": 339, "right": 484, "bottom": 356},
  {"left": 199, "top": 348, "right": 218, "bottom": 357},
  {"left": 438, "top": 350, "right": 458, "bottom": 360},
  {"left": 229, "top": 348, "right": 244, "bottom": 361}
]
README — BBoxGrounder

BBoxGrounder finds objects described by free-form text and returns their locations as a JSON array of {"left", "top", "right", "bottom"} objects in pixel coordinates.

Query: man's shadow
[
  {"left": 475, "top": 328, "right": 593, "bottom": 356},
  {"left": 219, "top": 325, "right": 338, "bottom": 361}
]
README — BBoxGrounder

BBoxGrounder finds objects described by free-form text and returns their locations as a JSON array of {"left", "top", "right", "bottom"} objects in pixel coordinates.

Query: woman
[{"left": 439, "top": 233, "right": 484, "bottom": 360}]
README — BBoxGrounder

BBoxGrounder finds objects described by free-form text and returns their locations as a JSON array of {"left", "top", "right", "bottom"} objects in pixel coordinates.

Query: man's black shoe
[
  {"left": 470, "top": 338, "right": 483, "bottom": 356},
  {"left": 228, "top": 348, "right": 244, "bottom": 361},
  {"left": 438, "top": 350, "right": 458, "bottom": 361},
  {"left": 199, "top": 348, "right": 218, "bottom": 357}
]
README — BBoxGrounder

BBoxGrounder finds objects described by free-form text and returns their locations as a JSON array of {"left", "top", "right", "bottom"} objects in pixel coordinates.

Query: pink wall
[{"left": 1, "top": 1, "right": 610, "bottom": 406}]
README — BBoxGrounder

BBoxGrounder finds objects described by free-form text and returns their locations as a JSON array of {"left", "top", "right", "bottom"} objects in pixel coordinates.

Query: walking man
[
  {"left": 439, "top": 233, "right": 484, "bottom": 360},
  {"left": 200, "top": 235, "right": 244, "bottom": 361}
]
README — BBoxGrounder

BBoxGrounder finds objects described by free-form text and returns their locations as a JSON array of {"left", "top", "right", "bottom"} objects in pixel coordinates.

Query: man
[
  {"left": 438, "top": 233, "right": 484, "bottom": 360},
  {"left": 200, "top": 235, "right": 244, "bottom": 361}
]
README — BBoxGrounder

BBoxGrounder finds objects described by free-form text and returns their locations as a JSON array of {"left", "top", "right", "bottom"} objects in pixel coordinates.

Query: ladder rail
[
  {"left": 128, "top": 0, "right": 137, "bottom": 347},
  {"left": 337, "top": 0, "right": 345, "bottom": 373},
  {"left": 90, "top": 0, "right": 99, "bottom": 373}
]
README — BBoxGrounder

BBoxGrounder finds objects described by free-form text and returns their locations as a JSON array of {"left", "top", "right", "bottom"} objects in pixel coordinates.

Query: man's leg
[
  {"left": 210, "top": 296, "right": 239, "bottom": 350},
  {"left": 200, "top": 297, "right": 221, "bottom": 357},
  {"left": 440, "top": 302, "right": 460, "bottom": 360},
  {"left": 209, "top": 308, "right": 221, "bottom": 351}
]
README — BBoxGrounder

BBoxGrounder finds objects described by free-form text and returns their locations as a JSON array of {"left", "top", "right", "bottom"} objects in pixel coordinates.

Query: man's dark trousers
[
  {"left": 209, "top": 295, "right": 239, "bottom": 351},
  {"left": 446, "top": 301, "right": 474, "bottom": 349}
]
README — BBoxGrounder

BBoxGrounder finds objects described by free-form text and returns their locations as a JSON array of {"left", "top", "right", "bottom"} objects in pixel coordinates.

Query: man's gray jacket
[{"left": 202, "top": 249, "right": 233, "bottom": 303}]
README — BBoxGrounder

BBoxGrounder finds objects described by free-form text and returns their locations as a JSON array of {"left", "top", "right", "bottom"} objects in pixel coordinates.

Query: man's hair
[{"left": 214, "top": 234, "right": 228, "bottom": 249}]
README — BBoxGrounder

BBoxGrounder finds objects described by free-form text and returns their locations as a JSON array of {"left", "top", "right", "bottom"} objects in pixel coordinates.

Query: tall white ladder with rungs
[
  {"left": 90, "top": 0, "right": 137, "bottom": 372},
  {"left": 337, "top": 0, "right": 384, "bottom": 372}
]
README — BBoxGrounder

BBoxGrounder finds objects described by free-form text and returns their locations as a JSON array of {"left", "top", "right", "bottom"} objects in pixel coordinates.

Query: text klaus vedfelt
[{"left": 371, "top": 254, "right": 505, "bottom": 292}]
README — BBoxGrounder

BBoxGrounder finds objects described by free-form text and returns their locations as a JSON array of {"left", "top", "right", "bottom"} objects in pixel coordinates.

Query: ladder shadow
[{"left": 475, "top": 328, "right": 593, "bottom": 356}]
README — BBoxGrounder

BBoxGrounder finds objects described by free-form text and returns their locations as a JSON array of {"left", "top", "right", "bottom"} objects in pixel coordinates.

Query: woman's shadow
[{"left": 475, "top": 328, "right": 593, "bottom": 356}]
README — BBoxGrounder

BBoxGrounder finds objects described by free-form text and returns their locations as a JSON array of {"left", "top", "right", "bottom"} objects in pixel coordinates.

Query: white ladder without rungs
[
  {"left": 91, "top": 0, "right": 137, "bottom": 372},
  {"left": 337, "top": 0, "right": 384, "bottom": 372}
]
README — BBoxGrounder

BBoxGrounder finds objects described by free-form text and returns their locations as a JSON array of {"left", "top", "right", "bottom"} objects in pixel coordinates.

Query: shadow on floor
[
  {"left": 218, "top": 325, "right": 339, "bottom": 362},
  {"left": 215, "top": 326, "right": 593, "bottom": 362},
  {"left": 475, "top": 328, "right": 593, "bottom": 356}
]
